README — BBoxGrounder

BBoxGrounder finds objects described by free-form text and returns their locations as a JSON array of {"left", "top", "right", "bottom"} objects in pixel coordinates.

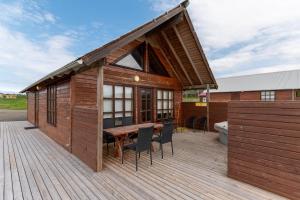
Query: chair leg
[
  {"left": 160, "top": 143, "right": 164, "bottom": 159},
  {"left": 171, "top": 141, "right": 174, "bottom": 156},
  {"left": 135, "top": 151, "right": 138, "bottom": 171},
  {"left": 150, "top": 147, "right": 152, "bottom": 165},
  {"left": 122, "top": 148, "right": 124, "bottom": 164}
]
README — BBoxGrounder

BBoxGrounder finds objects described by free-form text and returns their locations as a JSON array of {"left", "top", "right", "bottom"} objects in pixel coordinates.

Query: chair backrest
[
  {"left": 199, "top": 117, "right": 207, "bottom": 126},
  {"left": 136, "top": 126, "right": 154, "bottom": 152},
  {"left": 103, "top": 118, "right": 114, "bottom": 129},
  {"left": 161, "top": 122, "right": 174, "bottom": 143}
]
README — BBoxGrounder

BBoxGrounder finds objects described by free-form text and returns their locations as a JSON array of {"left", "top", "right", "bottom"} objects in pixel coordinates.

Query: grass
[{"left": 0, "top": 95, "right": 27, "bottom": 110}]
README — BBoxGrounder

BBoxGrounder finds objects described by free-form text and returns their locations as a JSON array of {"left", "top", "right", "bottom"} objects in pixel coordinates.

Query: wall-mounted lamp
[
  {"left": 36, "top": 86, "right": 40, "bottom": 91},
  {"left": 134, "top": 75, "right": 140, "bottom": 82}
]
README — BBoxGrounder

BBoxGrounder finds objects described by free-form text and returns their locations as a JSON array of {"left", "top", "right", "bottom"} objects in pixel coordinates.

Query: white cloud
[
  {"left": 0, "top": 1, "right": 75, "bottom": 92},
  {"left": 0, "top": 1, "right": 56, "bottom": 25},
  {"left": 149, "top": 0, "right": 300, "bottom": 77},
  {"left": 0, "top": 24, "right": 75, "bottom": 91}
]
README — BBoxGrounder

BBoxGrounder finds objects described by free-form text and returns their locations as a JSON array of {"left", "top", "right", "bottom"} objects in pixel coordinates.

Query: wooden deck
[{"left": 0, "top": 121, "right": 286, "bottom": 200}]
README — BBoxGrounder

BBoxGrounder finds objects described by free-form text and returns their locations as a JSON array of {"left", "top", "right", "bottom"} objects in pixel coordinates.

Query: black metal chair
[
  {"left": 152, "top": 122, "right": 174, "bottom": 159},
  {"left": 103, "top": 132, "right": 115, "bottom": 152},
  {"left": 197, "top": 116, "right": 207, "bottom": 134},
  {"left": 103, "top": 118, "right": 115, "bottom": 153},
  {"left": 185, "top": 116, "right": 197, "bottom": 129},
  {"left": 122, "top": 126, "right": 154, "bottom": 171}
]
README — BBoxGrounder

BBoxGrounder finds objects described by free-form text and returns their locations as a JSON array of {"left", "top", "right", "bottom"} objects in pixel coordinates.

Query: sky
[{"left": 0, "top": 0, "right": 300, "bottom": 93}]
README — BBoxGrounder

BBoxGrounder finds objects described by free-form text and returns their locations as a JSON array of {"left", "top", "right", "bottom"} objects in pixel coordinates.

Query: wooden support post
[
  {"left": 96, "top": 63, "right": 104, "bottom": 171},
  {"left": 144, "top": 41, "right": 149, "bottom": 73},
  {"left": 206, "top": 84, "right": 210, "bottom": 132}
]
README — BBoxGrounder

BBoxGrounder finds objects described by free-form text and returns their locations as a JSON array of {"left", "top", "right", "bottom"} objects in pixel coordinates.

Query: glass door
[{"left": 140, "top": 88, "right": 152, "bottom": 123}]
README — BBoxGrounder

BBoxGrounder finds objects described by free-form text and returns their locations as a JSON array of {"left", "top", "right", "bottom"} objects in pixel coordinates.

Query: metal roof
[{"left": 211, "top": 69, "right": 300, "bottom": 93}]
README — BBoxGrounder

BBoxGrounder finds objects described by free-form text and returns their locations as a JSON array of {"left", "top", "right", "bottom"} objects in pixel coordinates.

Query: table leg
[{"left": 114, "top": 136, "right": 125, "bottom": 158}]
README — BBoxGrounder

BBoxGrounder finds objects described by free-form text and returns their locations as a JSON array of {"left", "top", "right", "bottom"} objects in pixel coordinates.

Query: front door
[
  {"left": 34, "top": 92, "right": 39, "bottom": 127},
  {"left": 140, "top": 88, "right": 152, "bottom": 123}
]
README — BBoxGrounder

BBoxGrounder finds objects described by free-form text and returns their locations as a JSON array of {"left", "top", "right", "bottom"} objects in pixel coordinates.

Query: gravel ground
[{"left": 0, "top": 109, "right": 27, "bottom": 121}]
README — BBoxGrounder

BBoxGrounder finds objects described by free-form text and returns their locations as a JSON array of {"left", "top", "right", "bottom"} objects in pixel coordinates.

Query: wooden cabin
[{"left": 21, "top": 0, "right": 217, "bottom": 171}]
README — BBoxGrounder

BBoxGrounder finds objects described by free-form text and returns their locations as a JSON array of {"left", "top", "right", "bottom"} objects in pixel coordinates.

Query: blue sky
[{"left": 0, "top": 0, "right": 300, "bottom": 92}]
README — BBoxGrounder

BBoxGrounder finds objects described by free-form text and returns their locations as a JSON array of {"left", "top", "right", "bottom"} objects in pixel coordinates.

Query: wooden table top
[{"left": 104, "top": 123, "right": 163, "bottom": 137}]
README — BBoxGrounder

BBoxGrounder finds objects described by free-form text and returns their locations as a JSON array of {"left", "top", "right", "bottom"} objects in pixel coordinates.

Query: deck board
[{"left": 0, "top": 121, "right": 287, "bottom": 200}]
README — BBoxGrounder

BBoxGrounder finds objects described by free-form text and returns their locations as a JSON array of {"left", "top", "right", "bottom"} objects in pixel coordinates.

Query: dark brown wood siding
[
  {"left": 182, "top": 102, "right": 228, "bottom": 131},
  {"left": 27, "top": 92, "right": 35, "bottom": 124},
  {"left": 104, "top": 65, "right": 183, "bottom": 125},
  {"left": 37, "top": 81, "right": 72, "bottom": 151},
  {"left": 71, "top": 107, "right": 98, "bottom": 170},
  {"left": 228, "top": 101, "right": 300, "bottom": 200},
  {"left": 71, "top": 67, "right": 99, "bottom": 170},
  {"left": 211, "top": 90, "right": 297, "bottom": 102}
]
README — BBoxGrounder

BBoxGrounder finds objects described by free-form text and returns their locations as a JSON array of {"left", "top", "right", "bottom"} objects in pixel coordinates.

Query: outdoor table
[{"left": 104, "top": 123, "right": 163, "bottom": 158}]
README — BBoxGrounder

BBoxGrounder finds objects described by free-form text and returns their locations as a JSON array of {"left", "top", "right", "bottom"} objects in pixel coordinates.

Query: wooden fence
[
  {"left": 182, "top": 102, "right": 228, "bottom": 131},
  {"left": 228, "top": 101, "right": 300, "bottom": 200}
]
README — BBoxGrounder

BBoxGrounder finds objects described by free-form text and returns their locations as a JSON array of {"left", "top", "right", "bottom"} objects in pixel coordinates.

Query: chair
[
  {"left": 103, "top": 118, "right": 115, "bottom": 153},
  {"left": 185, "top": 116, "right": 196, "bottom": 129},
  {"left": 103, "top": 131, "right": 115, "bottom": 152},
  {"left": 152, "top": 122, "right": 174, "bottom": 159},
  {"left": 197, "top": 117, "right": 207, "bottom": 134},
  {"left": 122, "top": 126, "right": 154, "bottom": 171}
]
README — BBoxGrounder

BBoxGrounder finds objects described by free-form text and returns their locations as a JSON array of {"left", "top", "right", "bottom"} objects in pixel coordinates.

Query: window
[
  {"left": 157, "top": 90, "right": 174, "bottom": 120},
  {"left": 296, "top": 90, "right": 300, "bottom": 98},
  {"left": 114, "top": 44, "right": 144, "bottom": 70},
  {"left": 182, "top": 90, "right": 200, "bottom": 102},
  {"left": 47, "top": 85, "right": 57, "bottom": 126},
  {"left": 140, "top": 88, "right": 152, "bottom": 122},
  {"left": 104, "top": 85, "right": 134, "bottom": 127},
  {"left": 261, "top": 90, "right": 275, "bottom": 101},
  {"left": 148, "top": 45, "right": 169, "bottom": 77}
]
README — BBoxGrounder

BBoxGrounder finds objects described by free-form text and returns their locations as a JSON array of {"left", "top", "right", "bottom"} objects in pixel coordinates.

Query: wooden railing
[{"left": 228, "top": 101, "right": 300, "bottom": 200}]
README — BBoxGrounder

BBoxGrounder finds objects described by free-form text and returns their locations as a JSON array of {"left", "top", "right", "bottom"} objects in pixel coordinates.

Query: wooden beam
[
  {"left": 182, "top": 10, "right": 217, "bottom": 87},
  {"left": 145, "top": 13, "right": 184, "bottom": 38},
  {"left": 156, "top": 46, "right": 183, "bottom": 86},
  {"left": 96, "top": 63, "right": 104, "bottom": 171},
  {"left": 173, "top": 26, "right": 203, "bottom": 84},
  {"left": 161, "top": 31, "right": 193, "bottom": 85}
]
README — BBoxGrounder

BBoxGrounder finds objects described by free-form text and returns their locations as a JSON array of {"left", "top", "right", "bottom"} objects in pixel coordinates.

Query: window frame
[
  {"left": 103, "top": 84, "right": 134, "bottom": 127},
  {"left": 140, "top": 87, "right": 153, "bottom": 123},
  {"left": 112, "top": 43, "right": 145, "bottom": 71},
  {"left": 47, "top": 85, "right": 57, "bottom": 126},
  {"left": 156, "top": 89, "right": 174, "bottom": 121},
  {"left": 261, "top": 90, "right": 276, "bottom": 101}
]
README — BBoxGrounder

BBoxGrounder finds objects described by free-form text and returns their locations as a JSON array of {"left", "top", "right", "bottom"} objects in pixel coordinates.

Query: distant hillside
[{"left": 0, "top": 95, "right": 27, "bottom": 110}]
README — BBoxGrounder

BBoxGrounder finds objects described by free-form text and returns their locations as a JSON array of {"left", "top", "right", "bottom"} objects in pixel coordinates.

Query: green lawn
[{"left": 0, "top": 95, "right": 27, "bottom": 110}]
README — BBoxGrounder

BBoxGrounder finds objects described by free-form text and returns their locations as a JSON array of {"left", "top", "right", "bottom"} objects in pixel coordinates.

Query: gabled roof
[
  {"left": 211, "top": 69, "right": 300, "bottom": 93},
  {"left": 21, "top": 0, "right": 217, "bottom": 93}
]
